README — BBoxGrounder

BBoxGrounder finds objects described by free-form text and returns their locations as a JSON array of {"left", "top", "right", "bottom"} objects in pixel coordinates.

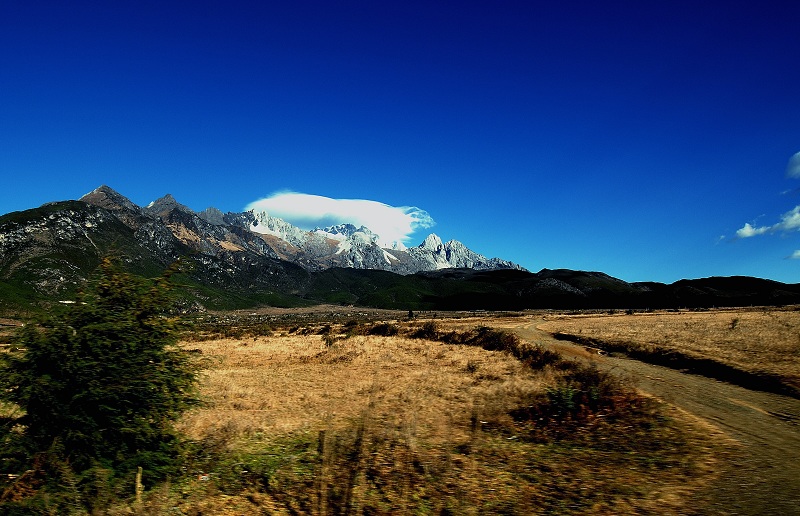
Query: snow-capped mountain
[
  {"left": 314, "top": 223, "right": 378, "bottom": 242},
  {"left": 0, "top": 185, "right": 524, "bottom": 296},
  {"left": 245, "top": 207, "right": 525, "bottom": 274},
  {"left": 314, "top": 223, "right": 408, "bottom": 251},
  {"left": 249, "top": 210, "right": 317, "bottom": 248},
  {"left": 407, "top": 234, "right": 518, "bottom": 270}
]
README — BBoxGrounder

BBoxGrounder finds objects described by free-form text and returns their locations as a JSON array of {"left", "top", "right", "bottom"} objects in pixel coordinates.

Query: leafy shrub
[
  {"left": 343, "top": 319, "right": 360, "bottom": 330},
  {"left": 0, "top": 259, "right": 200, "bottom": 511},
  {"left": 515, "top": 343, "right": 562, "bottom": 369},
  {"left": 469, "top": 325, "right": 517, "bottom": 351},
  {"left": 249, "top": 323, "right": 273, "bottom": 337}
]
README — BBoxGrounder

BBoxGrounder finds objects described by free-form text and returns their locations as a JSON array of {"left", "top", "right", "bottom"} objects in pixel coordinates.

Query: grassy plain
[
  {"left": 156, "top": 316, "right": 715, "bottom": 515},
  {"left": 0, "top": 310, "right": 730, "bottom": 514},
  {"left": 537, "top": 307, "right": 800, "bottom": 396}
]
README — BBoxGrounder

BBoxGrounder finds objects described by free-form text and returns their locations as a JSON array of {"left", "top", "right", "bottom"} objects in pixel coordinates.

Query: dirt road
[{"left": 511, "top": 318, "right": 800, "bottom": 515}]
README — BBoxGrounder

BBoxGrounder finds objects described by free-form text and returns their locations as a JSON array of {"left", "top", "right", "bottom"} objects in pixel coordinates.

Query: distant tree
[{"left": 0, "top": 259, "right": 199, "bottom": 485}]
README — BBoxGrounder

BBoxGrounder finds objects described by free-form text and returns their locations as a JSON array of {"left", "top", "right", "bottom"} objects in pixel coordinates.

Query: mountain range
[{"left": 1, "top": 185, "right": 798, "bottom": 311}]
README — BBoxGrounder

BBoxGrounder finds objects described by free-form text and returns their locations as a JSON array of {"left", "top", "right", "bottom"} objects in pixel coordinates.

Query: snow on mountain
[
  {"left": 407, "top": 233, "right": 523, "bottom": 271},
  {"left": 315, "top": 223, "right": 373, "bottom": 240},
  {"left": 77, "top": 188, "right": 524, "bottom": 275},
  {"left": 249, "top": 210, "right": 319, "bottom": 248},
  {"left": 246, "top": 211, "right": 523, "bottom": 273},
  {"left": 420, "top": 233, "right": 444, "bottom": 252},
  {"left": 314, "top": 223, "right": 408, "bottom": 250}
]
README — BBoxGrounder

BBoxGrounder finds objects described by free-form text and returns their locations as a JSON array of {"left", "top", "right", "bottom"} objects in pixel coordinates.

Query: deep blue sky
[{"left": 2, "top": 1, "right": 799, "bottom": 283}]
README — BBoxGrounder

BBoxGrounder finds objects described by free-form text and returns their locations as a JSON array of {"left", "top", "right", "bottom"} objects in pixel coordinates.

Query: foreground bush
[{"left": 0, "top": 259, "right": 200, "bottom": 513}]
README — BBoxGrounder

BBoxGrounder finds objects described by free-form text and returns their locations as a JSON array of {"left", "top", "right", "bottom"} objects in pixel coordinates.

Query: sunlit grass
[
  {"left": 168, "top": 324, "right": 715, "bottom": 514},
  {"left": 539, "top": 308, "right": 800, "bottom": 393}
]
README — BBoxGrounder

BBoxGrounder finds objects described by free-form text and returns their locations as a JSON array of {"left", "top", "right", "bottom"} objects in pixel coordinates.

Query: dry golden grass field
[
  {"left": 3, "top": 296, "right": 799, "bottom": 514},
  {"left": 15, "top": 308, "right": 795, "bottom": 513},
  {"left": 158, "top": 317, "right": 718, "bottom": 515},
  {"left": 537, "top": 307, "right": 800, "bottom": 395}
]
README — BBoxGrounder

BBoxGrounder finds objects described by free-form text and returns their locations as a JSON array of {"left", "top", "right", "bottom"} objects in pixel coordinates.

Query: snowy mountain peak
[
  {"left": 315, "top": 223, "right": 378, "bottom": 243},
  {"left": 248, "top": 210, "right": 311, "bottom": 247},
  {"left": 316, "top": 223, "right": 356, "bottom": 237},
  {"left": 420, "top": 233, "right": 444, "bottom": 252}
]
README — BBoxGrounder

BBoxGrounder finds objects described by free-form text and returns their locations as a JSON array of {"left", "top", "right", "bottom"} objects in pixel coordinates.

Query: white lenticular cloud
[
  {"left": 789, "top": 250, "right": 800, "bottom": 260},
  {"left": 245, "top": 192, "right": 434, "bottom": 246},
  {"left": 787, "top": 151, "right": 800, "bottom": 179}
]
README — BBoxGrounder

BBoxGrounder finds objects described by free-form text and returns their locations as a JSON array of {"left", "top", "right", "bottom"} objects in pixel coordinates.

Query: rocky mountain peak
[
  {"left": 144, "top": 194, "right": 193, "bottom": 218},
  {"left": 419, "top": 234, "right": 444, "bottom": 252},
  {"left": 43, "top": 186, "right": 527, "bottom": 279},
  {"left": 80, "top": 185, "right": 140, "bottom": 213},
  {"left": 316, "top": 223, "right": 357, "bottom": 237},
  {"left": 198, "top": 207, "right": 226, "bottom": 225}
]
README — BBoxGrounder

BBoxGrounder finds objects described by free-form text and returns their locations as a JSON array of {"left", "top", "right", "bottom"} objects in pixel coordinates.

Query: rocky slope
[{"left": 0, "top": 185, "right": 523, "bottom": 297}]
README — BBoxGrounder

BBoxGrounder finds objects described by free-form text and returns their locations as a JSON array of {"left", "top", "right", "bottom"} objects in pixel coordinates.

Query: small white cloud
[
  {"left": 788, "top": 250, "right": 800, "bottom": 260},
  {"left": 778, "top": 205, "right": 800, "bottom": 232},
  {"left": 736, "top": 205, "right": 800, "bottom": 238},
  {"left": 787, "top": 151, "right": 800, "bottom": 179},
  {"left": 245, "top": 192, "right": 434, "bottom": 246},
  {"left": 735, "top": 222, "right": 770, "bottom": 238}
]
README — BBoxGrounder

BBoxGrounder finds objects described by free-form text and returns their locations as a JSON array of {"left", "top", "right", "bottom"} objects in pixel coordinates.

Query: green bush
[{"left": 0, "top": 259, "right": 200, "bottom": 511}]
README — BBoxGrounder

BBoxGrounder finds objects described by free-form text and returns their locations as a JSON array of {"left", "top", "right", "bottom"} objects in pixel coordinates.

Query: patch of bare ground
[{"left": 165, "top": 322, "right": 713, "bottom": 515}]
